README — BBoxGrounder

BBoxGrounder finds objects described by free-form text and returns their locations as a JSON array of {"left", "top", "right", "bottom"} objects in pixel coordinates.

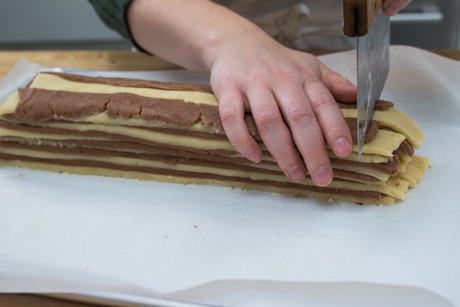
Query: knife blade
[{"left": 343, "top": 0, "right": 390, "bottom": 157}]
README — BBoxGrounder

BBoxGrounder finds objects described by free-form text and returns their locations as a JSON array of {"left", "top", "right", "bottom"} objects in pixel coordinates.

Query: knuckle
[
  {"left": 303, "top": 148, "right": 323, "bottom": 162},
  {"left": 248, "top": 71, "right": 267, "bottom": 87},
  {"left": 328, "top": 121, "right": 343, "bottom": 135},
  {"left": 255, "top": 108, "right": 280, "bottom": 128},
  {"left": 272, "top": 147, "right": 295, "bottom": 164},
  {"left": 301, "top": 72, "right": 318, "bottom": 83},
  {"left": 231, "top": 135, "right": 248, "bottom": 148},
  {"left": 312, "top": 95, "right": 333, "bottom": 109},
  {"left": 288, "top": 105, "right": 314, "bottom": 123},
  {"left": 219, "top": 106, "right": 238, "bottom": 123},
  {"left": 213, "top": 77, "right": 238, "bottom": 94},
  {"left": 272, "top": 68, "right": 294, "bottom": 83}
]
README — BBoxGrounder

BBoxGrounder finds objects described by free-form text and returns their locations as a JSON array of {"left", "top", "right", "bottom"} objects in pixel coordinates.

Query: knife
[{"left": 343, "top": 0, "right": 390, "bottom": 157}]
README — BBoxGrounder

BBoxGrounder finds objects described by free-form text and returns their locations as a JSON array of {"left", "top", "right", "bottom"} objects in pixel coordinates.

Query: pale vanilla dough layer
[
  {"left": 0, "top": 93, "right": 418, "bottom": 159},
  {"left": 0, "top": 125, "right": 401, "bottom": 181},
  {"left": 327, "top": 150, "right": 389, "bottom": 164},
  {"left": 31, "top": 74, "right": 219, "bottom": 106},
  {"left": 341, "top": 108, "right": 424, "bottom": 149},
  {"left": 0, "top": 92, "right": 217, "bottom": 134},
  {"left": 0, "top": 119, "right": 405, "bottom": 157},
  {"left": 0, "top": 137, "right": 388, "bottom": 186},
  {"left": 0, "top": 127, "right": 114, "bottom": 143},
  {"left": 396, "top": 147, "right": 411, "bottom": 173},
  {"left": 0, "top": 112, "right": 390, "bottom": 163},
  {"left": 1, "top": 87, "right": 406, "bottom": 157},
  {"left": 0, "top": 123, "right": 245, "bottom": 152},
  {"left": 396, "top": 155, "right": 430, "bottom": 187},
  {"left": 1, "top": 83, "right": 423, "bottom": 155},
  {"left": 0, "top": 130, "right": 395, "bottom": 180},
  {"left": 331, "top": 164, "right": 391, "bottom": 181},
  {"left": 0, "top": 159, "right": 396, "bottom": 206},
  {"left": 0, "top": 146, "right": 410, "bottom": 199}
]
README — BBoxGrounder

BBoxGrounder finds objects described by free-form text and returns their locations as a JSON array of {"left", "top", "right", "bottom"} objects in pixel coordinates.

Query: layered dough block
[{"left": 0, "top": 72, "right": 430, "bottom": 205}]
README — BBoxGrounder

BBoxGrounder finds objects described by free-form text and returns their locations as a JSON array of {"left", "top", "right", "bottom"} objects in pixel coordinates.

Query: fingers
[
  {"left": 383, "top": 0, "right": 411, "bottom": 17},
  {"left": 275, "top": 86, "right": 333, "bottom": 187},
  {"left": 302, "top": 79, "right": 353, "bottom": 161},
  {"left": 212, "top": 51, "right": 355, "bottom": 187},
  {"left": 247, "top": 85, "right": 307, "bottom": 182},
  {"left": 319, "top": 61, "right": 357, "bottom": 103},
  {"left": 218, "top": 87, "right": 262, "bottom": 163}
]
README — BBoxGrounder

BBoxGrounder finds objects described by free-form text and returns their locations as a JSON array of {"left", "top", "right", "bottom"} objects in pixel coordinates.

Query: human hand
[
  {"left": 209, "top": 29, "right": 356, "bottom": 187},
  {"left": 128, "top": 0, "right": 357, "bottom": 186},
  {"left": 383, "top": 0, "right": 413, "bottom": 17}
]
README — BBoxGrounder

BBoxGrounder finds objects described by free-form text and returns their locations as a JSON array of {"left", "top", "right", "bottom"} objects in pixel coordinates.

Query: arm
[
  {"left": 125, "top": 0, "right": 412, "bottom": 186},
  {"left": 127, "top": 0, "right": 356, "bottom": 187}
]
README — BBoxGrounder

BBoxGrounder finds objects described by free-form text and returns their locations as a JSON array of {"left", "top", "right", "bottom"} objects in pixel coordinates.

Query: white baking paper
[{"left": 0, "top": 46, "right": 459, "bottom": 307}]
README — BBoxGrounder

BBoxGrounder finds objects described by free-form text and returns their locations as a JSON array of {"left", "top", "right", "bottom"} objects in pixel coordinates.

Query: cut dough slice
[{"left": 396, "top": 155, "right": 430, "bottom": 187}]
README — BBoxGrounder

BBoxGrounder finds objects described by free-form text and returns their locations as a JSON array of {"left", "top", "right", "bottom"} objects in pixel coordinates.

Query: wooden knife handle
[{"left": 343, "top": 0, "right": 383, "bottom": 37}]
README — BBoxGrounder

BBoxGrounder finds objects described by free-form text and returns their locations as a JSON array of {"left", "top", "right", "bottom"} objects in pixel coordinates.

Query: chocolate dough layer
[
  {"left": 9, "top": 111, "right": 379, "bottom": 145},
  {"left": 381, "top": 126, "right": 415, "bottom": 157},
  {"left": 41, "top": 73, "right": 395, "bottom": 112},
  {"left": 0, "top": 119, "right": 235, "bottom": 156},
  {"left": 0, "top": 152, "right": 382, "bottom": 200},
  {"left": 345, "top": 117, "right": 381, "bottom": 143},
  {"left": 331, "top": 151, "right": 400, "bottom": 176},
  {"left": 0, "top": 140, "right": 381, "bottom": 183},
  {"left": 39, "top": 72, "right": 214, "bottom": 94},
  {"left": 15, "top": 88, "right": 380, "bottom": 144},
  {"left": 337, "top": 100, "right": 394, "bottom": 111},
  {"left": 0, "top": 120, "right": 401, "bottom": 175},
  {"left": 16, "top": 88, "right": 224, "bottom": 133}
]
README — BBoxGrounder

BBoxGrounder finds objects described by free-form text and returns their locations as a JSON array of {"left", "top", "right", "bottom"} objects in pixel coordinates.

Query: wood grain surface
[
  {"left": 0, "top": 50, "right": 180, "bottom": 79},
  {"left": 0, "top": 294, "right": 110, "bottom": 307},
  {"left": 0, "top": 48, "right": 459, "bottom": 307},
  {"left": 1, "top": 50, "right": 458, "bottom": 80}
]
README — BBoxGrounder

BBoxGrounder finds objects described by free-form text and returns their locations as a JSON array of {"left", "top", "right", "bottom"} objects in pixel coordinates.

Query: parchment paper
[{"left": 0, "top": 46, "right": 459, "bottom": 307}]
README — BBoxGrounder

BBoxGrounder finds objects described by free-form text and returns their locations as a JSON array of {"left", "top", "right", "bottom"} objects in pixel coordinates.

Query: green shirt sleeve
[{"left": 87, "top": 0, "right": 148, "bottom": 52}]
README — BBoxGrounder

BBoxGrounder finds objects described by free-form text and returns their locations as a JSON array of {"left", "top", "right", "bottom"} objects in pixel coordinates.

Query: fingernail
[
  {"left": 341, "top": 76, "right": 354, "bottom": 85},
  {"left": 288, "top": 165, "right": 306, "bottom": 182},
  {"left": 334, "top": 137, "right": 352, "bottom": 157},
  {"left": 247, "top": 150, "right": 261, "bottom": 163},
  {"left": 314, "top": 167, "right": 332, "bottom": 186},
  {"left": 384, "top": 3, "right": 400, "bottom": 17}
]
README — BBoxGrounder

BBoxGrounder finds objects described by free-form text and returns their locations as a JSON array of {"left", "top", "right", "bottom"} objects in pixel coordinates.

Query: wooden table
[
  {"left": 0, "top": 49, "right": 459, "bottom": 80},
  {"left": 0, "top": 48, "right": 459, "bottom": 307}
]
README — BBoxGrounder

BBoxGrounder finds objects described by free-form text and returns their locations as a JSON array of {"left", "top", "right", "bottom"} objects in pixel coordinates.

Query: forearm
[{"left": 127, "top": 0, "right": 268, "bottom": 72}]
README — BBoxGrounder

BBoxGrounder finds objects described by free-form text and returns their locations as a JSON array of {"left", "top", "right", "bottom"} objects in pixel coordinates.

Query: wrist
[{"left": 199, "top": 7, "right": 271, "bottom": 72}]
